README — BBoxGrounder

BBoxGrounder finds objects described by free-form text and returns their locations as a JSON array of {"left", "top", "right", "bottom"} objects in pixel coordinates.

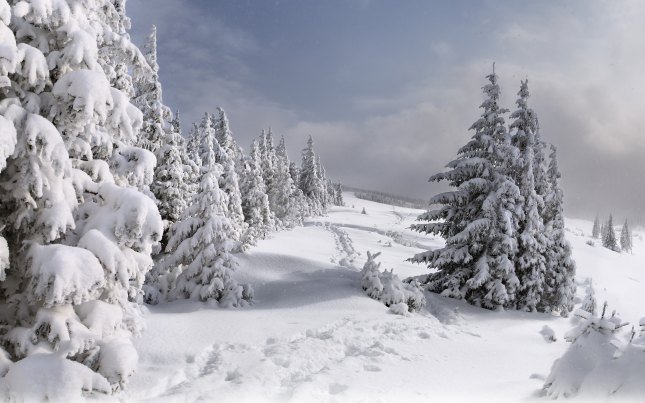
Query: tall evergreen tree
[
  {"left": 540, "top": 145, "right": 576, "bottom": 315},
  {"left": 135, "top": 27, "right": 188, "bottom": 231},
  {"left": 268, "top": 136, "right": 300, "bottom": 227},
  {"left": 0, "top": 0, "right": 163, "bottom": 393},
  {"left": 299, "top": 136, "right": 326, "bottom": 215},
  {"left": 213, "top": 127, "right": 247, "bottom": 248},
  {"left": 214, "top": 107, "right": 244, "bottom": 172},
  {"left": 184, "top": 122, "right": 202, "bottom": 200},
  {"left": 316, "top": 155, "right": 330, "bottom": 210},
  {"left": 160, "top": 113, "right": 250, "bottom": 305},
  {"left": 132, "top": 25, "right": 170, "bottom": 152},
  {"left": 592, "top": 215, "right": 601, "bottom": 239},
  {"left": 333, "top": 182, "right": 345, "bottom": 206},
  {"left": 409, "top": 70, "right": 522, "bottom": 309},
  {"left": 240, "top": 140, "right": 275, "bottom": 242},
  {"left": 602, "top": 214, "right": 618, "bottom": 251},
  {"left": 151, "top": 123, "right": 188, "bottom": 229},
  {"left": 620, "top": 220, "right": 632, "bottom": 253},
  {"left": 509, "top": 80, "right": 548, "bottom": 312}
]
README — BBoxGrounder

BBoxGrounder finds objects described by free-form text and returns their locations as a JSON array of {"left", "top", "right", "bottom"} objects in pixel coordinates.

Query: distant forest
[{"left": 344, "top": 186, "right": 427, "bottom": 210}]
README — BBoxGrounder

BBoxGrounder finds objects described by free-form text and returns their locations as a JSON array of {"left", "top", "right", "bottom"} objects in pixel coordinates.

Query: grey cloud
[{"left": 126, "top": 0, "right": 645, "bottom": 225}]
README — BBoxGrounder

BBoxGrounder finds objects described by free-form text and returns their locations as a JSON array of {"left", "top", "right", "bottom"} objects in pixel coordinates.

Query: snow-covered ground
[{"left": 118, "top": 193, "right": 645, "bottom": 403}]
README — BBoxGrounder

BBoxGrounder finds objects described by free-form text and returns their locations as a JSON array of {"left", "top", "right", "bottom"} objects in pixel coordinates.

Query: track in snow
[
  {"left": 148, "top": 315, "right": 450, "bottom": 402},
  {"left": 308, "top": 221, "right": 361, "bottom": 269}
]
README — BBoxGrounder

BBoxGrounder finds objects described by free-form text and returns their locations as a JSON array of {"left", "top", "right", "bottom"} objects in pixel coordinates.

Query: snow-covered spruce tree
[
  {"left": 132, "top": 25, "right": 171, "bottom": 153},
  {"left": 143, "top": 125, "right": 189, "bottom": 302},
  {"left": 0, "top": 0, "right": 163, "bottom": 396},
  {"left": 240, "top": 139, "right": 275, "bottom": 242},
  {"left": 509, "top": 80, "right": 549, "bottom": 312},
  {"left": 316, "top": 155, "right": 330, "bottom": 210},
  {"left": 151, "top": 115, "right": 188, "bottom": 228},
  {"left": 258, "top": 129, "right": 276, "bottom": 202},
  {"left": 269, "top": 136, "right": 300, "bottom": 227},
  {"left": 592, "top": 215, "right": 601, "bottom": 239},
  {"left": 160, "top": 114, "right": 251, "bottom": 305},
  {"left": 299, "top": 136, "right": 326, "bottom": 215},
  {"left": 214, "top": 107, "right": 245, "bottom": 175},
  {"left": 540, "top": 144, "right": 576, "bottom": 315},
  {"left": 602, "top": 214, "right": 618, "bottom": 251},
  {"left": 288, "top": 160, "right": 311, "bottom": 219},
  {"left": 289, "top": 160, "right": 300, "bottom": 184},
  {"left": 212, "top": 126, "right": 247, "bottom": 249},
  {"left": 333, "top": 182, "right": 344, "bottom": 206},
  {"left": 184, "top": 122, "right": 202, "bottom": 200},
  {"left": 409, "top": 70, "right": 523, "bottom": 310},
  {"left": 132, "top": 27, "right": 189, "bottom": 232},
  {"left": 620, "top": 220, "right": 632, "bottom": 253}
]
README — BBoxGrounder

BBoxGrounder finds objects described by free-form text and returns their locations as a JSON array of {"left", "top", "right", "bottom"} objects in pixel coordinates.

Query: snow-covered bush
[
  {"left": 360, "top": 251, "right": 383, "bottom": 298},
  {"left": 361, "top": 251, "right": 425, "bottom": 314},
  {"left": 580, "top": 281, "right": 597, "bottom": 315},
  {"left": 543, "top": 303, "right": 635, "bottom": 399}
]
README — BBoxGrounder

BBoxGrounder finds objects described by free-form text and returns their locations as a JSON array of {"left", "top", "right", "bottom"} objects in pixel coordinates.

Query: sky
[{"left": 127, "top": 0, "right": 645, "bottom": 222}]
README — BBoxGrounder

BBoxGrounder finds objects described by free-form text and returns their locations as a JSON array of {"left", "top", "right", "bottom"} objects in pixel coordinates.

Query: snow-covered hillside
[{"left": 117, "top": 192, "right": 645, "bottom": 402}]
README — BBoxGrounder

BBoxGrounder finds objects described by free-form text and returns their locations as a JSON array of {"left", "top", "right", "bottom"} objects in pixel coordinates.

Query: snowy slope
[{"left": 117, "top": 193, "right": 645, "bottom": 403}]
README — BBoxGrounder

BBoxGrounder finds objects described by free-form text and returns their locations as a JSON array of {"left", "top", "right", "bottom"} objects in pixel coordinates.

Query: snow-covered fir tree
[
  {"left": 592, "top": 215, "right": 601, "bottom": 238},
  {"left": 299, "top": 136, "right": 327, "bottom": 215},
  {"left": 409, "top": 70, "right": 522, "bottom": 309},
  {"left": 159, "top": 113, "right": 251, "bottom": 306},
  {"left": 214, "top": 107, "right": 245, "bottom": 174},
  {"left": 602, "top": 214, "right": 618, "bottom": 251},
  {"left": 240, "top": 140, "right": 275, "bottom": 242},
  {"left": 212, "top": 124, "right": 247, "bottom": 249},
  {"left": 289, "top": 160, "right": 300, "bottom": 184},
  {"left": 315, "top": 155, "right": 330, "bottom": 210},
  {"left": 258, "top": 129, "right": 277, "bottom": 205},
  {"left": 132, "top": 25, "right": 171, "bottom": 153},
  {"left": 184, "top": 122, "right": 202, "bottom": 200},
  {"left": 194, "top": 112, "right": 245, "bottom": 244},
  {"left": 268, "top": 136, "right": 300, "bottom": 227},
  {"left": 509, "top": 80, "right": 549, "bottom": 312},
  {"left": 134, "top": 27, "right": 189, "bottom": 232},
  {"left": 0, "top": 0, "right": 163, "bottom": 395},
  {"left": 151, "top": 123, "right": 188, "bottom": 232},
  {"left": 540, "top": 144, "right": 576, "bottom": 315},
  {"left": 620, "top": 220, "right": 632, "bottom": 253},
  {"left": 332, "top": 182, "right": 344, "bottom": 206}
]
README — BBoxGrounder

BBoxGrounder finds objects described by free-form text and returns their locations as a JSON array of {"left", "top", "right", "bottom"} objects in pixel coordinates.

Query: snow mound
[
  {"left": 2, "top": 353, "right": 110, "bottom": 402},
  {"left": 96, "top": 337, "right": 139, "bottom": 391}
]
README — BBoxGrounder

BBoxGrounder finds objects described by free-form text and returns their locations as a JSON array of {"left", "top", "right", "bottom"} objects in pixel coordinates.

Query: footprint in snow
[
  {"left": 363, "top": 364, "right": 382, "bottom": 372},
  {"left": 197, "top": 345, "right": 222, "bottom": 377},
  {"left": 328, "top": 383, "right": 349, "bottom": 395},
  {"left": 225, "top": 369, "right": 243, "bottom": 384}
]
